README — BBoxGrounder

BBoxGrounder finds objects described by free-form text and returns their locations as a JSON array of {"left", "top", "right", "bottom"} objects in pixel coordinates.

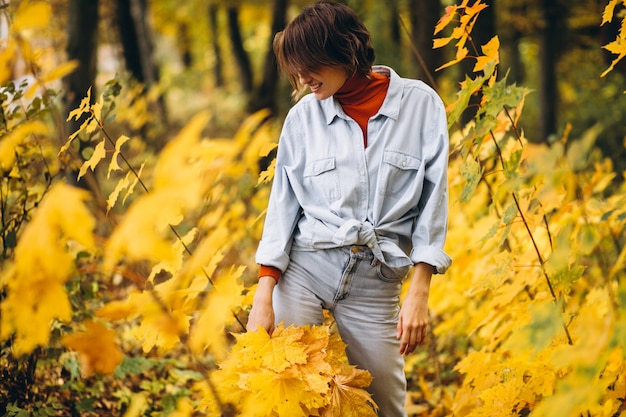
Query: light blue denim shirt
[{"left": 256, "top": 66, "right": 452, "bottom": 274}]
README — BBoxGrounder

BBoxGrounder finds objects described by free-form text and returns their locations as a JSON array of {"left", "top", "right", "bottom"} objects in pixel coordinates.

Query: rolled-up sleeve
[
  {"left": 410, "top": 95, "right": 452, "bottom": 273},
  {"left": 255, "top": 116, "right": 303, "bottom": 272}
]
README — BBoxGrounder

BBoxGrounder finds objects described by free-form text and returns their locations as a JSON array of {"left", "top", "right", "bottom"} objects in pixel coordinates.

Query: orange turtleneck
[
  {"left": 257, "top": 71, "right": 390, "bottom": 283},
  {"left": 334, "top": 70, "right": 390, "bottom": 147}
]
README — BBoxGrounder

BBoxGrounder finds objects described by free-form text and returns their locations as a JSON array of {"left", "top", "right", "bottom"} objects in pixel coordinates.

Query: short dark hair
[{"left": 274, "top": 1, "right": 376, "bottom": 97}]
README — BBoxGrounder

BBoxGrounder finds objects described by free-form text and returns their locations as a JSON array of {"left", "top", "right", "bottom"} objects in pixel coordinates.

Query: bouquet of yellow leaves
[{"left": 196, "top": 323, "right": 378, "bottom": 417}]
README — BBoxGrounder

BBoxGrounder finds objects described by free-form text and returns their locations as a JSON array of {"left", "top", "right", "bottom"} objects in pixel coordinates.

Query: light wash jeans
[{"left": 274, "top": 245, "right": 409, "bottom": 417}]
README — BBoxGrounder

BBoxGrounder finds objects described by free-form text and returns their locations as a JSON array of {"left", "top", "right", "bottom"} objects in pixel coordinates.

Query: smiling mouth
[{"left": 310, "top": 83, "right": 322, "bottom": 92}]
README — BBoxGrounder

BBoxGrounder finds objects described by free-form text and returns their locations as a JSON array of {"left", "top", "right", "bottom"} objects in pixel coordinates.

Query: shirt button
[
  {"left": 367, "top": 243, "right": 374, "bottom": 248},
  {"left": 360, "top": 170, "right": 365, "bottom": 176},
  {"left": 402, "top": 161, "right": 407, "bottom": 167}
]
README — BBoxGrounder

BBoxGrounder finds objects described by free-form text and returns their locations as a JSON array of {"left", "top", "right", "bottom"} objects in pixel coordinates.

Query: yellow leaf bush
[{"left": 428, "top": 1, "right": 626, "bottom": 415}]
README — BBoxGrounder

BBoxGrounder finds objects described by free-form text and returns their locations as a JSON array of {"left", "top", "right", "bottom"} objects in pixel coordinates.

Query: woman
[{"left": 247, "top": 2, "right": 452, "bottom": 416}]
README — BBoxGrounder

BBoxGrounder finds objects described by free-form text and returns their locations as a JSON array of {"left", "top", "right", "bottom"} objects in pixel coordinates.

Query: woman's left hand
[{"left": 397, "top": 263, "right": 432, "bottom": 355}]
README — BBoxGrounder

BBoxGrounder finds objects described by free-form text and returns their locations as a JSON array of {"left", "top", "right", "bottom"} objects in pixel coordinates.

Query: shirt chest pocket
[
  {"left": 303, "top": 157, "right": 341, "bottom": 203},
  {"left": 378, "top": 150, "right": 421, "bottom": 196}
]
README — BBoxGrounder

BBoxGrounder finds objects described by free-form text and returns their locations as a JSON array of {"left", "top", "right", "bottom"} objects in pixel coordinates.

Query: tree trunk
[
  {"left": 208, "top": 4, "right": 224, "bottom": 87},
  {"left": 248, "top": 0, "right": 288, "bottom": 114},
  {"left": 64, "top": 0, "right": 104, "bottom": 204},
  {"left": 117, "top": 0, "right": 142, "bottom": 82},
  {"left": 116, "top": 0, "right": 167, "bottom": 142},
  {"left": 117, "top": 0, "right": 159, "bottom": 86},
  {"left": 538, "top": 0, "right": 561, "bottom": 142},
  {"left": 408, "top": 0, "right": 442, "bottom": 88},
  {"left": 500, "top": 3, "right": 525, "bottom": 86},
  {"left": 459, "top": 0, "right": 495, "bottom": 126},
  {"left": 65, "top": 0, "right": 98, "bottom": 126},
  {"left": 178, "top": 23, "right": 193, "bottom": 70},
  {"left": 227, "top": 6, "right": 253, "bottom": 93}
]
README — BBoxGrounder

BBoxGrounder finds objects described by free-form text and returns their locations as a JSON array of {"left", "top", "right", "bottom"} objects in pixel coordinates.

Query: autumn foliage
[{"left": 1, "top": 1, "right": 626, "bottom": 416}]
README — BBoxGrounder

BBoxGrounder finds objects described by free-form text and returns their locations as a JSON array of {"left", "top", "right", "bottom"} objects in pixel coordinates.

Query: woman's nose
[{"left": 298, "top": 73, "right": 311, "bottom": 85}]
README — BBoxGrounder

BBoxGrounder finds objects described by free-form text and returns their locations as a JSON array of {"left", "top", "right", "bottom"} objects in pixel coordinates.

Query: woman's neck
[{"left": 334, "top": 71, "right": 390, "bottom": 147}]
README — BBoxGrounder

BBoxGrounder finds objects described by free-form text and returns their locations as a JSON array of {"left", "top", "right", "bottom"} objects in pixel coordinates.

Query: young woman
[{"left": 246, "top": 2, "right": 452, "bottom": 416}]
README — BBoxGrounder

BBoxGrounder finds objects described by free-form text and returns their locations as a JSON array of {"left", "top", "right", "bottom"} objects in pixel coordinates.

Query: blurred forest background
[
  {"left": 1, "top": 0, "right": 626, "bottom": 416},
  {"left": 24, "top": 0, "right": 626, "bottom": 169}
]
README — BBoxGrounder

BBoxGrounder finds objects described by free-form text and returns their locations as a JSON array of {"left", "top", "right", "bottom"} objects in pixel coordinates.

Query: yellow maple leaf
[
  {"left": 188, "top": 267, "right": 246, "bottom": 359},
  {"left": 1, "top": 279, "right": 72, "bottom": 355},
  {"left": 322, "top": 364, "right": 377, "bottom": 417},
  {"left": 253, "top": 324, "right": 309, "bottom": 372},
  {"left": 62, "top": 321, "right": 123, "bottom": 376},
  {"left": 473, "top": 36, "right": 500, "bottom": 73},
  {"left": 227, "top": 324, "right": 304, "bottom": 372},
  {"left": 602, "top": 35, "right": 626, "bottom": 77},
  {"left": 131, "top": 306, "right": 191, "bottom": 354},
  {"left": 434, "top": 5, "right": 458, "bottom": 36},
  {"left": 240, "top": 367, "right": 326, "bottom": 417},
  {"left": 601, "top": 0, "right": 621, "bottom": 25},
  {"left": 464, "top": 0, "right": 489, "bottom": 18}
]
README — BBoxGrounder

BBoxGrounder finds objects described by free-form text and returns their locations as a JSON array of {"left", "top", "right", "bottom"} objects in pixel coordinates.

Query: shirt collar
[{"left": 320, "top": 65, "right": 402, "bottom": 125}]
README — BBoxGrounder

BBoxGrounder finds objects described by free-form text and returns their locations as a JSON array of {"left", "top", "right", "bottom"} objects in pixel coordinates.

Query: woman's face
[{"left": 297, "top": 66, "right": 348, "bottom": 100}]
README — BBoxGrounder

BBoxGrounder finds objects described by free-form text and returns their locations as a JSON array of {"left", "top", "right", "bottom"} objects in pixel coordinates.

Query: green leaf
[
  {"left": 447, "top": 74, "right": 487, "bottom": 128},
  {"left": 114, "top": 356, "right": 157, "bottom": 378},
  {"left": 460, "top": 158, "right": 483, "bottom": 202},
  {"left": 479, "top": 76, "right": 527, "bottom": 121},
  {"left": 503, "top": 148, "right": 523, "bottom": 179},
  {"left": 497, "top": 202, "right": 518, "bottom": 247},
  {"left": 63, "top": 355, "right": 81, "bottom": 380}
]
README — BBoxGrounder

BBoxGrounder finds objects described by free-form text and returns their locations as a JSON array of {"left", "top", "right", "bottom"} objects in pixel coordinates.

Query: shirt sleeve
[
  {"left": 409, "top": 93, "right": 452, "bottom": 273},
  {"left": 255, "top": 115, "right": 303, "bottom": 273}
]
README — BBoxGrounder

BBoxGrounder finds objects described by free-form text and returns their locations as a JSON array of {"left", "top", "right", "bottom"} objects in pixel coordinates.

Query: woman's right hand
[{"left": 246, "top": 276, "right": 277, "bottom": 334}]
